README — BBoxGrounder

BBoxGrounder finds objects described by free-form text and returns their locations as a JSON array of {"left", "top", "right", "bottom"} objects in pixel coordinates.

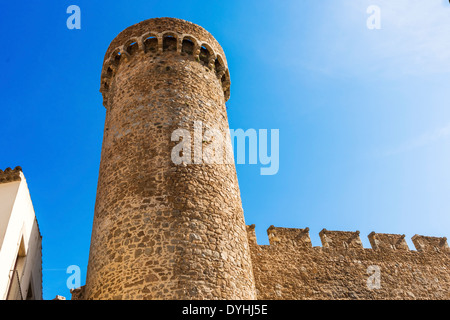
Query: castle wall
[
  {"left": 79, "top": 17, "right": 450, "bottom": 301},
  {"left": 247, "top": 225, "right": 450, "bottom": 299}
]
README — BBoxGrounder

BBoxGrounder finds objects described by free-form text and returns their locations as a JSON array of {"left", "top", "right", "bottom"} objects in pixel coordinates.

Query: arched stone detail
[
  {"left": 198, "top": 42, "right": 213, "bottom": 67},
  {"left": 181, "top": 34, "right": 200, "bottom": 56},
  {"left": 118, "top": 46, "right": 130, "bottom": 60},
  {"left": 157, "top": 34, "right": 163, "bottom": 52},
  {"left": 141, "top": 32, "right": 160, "bottom": 53},
  {"left": 161, "top": 31, "right": 180, "bottom": 52},
  {"left": 124, "top": 37, "right": 141, "bottom": 56},
  {"left": 215, "top": 54, "right": 226, "bottom": 79},
  {"left": 101, "top": 30, "right": 231, "bottom": 102}
]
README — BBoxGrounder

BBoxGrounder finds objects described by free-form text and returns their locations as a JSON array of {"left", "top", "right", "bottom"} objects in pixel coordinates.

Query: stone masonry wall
[
  {"left": 83, "top": 18, "right": 255, "bottom": 300},
  {"left": 75, "top": 17, "right": 450, "bottom": 301},
  {"left": 248, "top": 225, "right": 450, "bottom": 299}
]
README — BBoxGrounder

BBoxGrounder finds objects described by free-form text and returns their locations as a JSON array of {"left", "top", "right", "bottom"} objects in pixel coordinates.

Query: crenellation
[
  {"left": 266, "top": 225, "right": 312, "bottom": 248},
  {"left": 246, "top": 225, "right": 258, "bottom": 246},
  {"left": 319, "top": 229, "right": 363, "bottom": 250},
  {"left": 70, "top": 286, "right": 85, "bottom": 300},
  {"left": 247, "top": 225, "right": 450, "bottom": 299},
  {"left": 412, "top": 235, "right": 449, "bottom": 253},
  {"left": 247, "top": 225, "right": 449, "bottom": 254},
  {"left": 368, "top": 232, "right": 409, "bottom": 251}
]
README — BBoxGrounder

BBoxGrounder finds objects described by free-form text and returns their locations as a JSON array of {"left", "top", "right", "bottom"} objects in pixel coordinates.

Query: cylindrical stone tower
[{"left": 84, "top": 18, "right": 256, "bottom": 300}]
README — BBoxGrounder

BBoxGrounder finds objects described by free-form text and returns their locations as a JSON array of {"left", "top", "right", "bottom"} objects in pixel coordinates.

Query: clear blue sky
[{"left": 1, "top": 0, "right": 449, "bottom": 300}]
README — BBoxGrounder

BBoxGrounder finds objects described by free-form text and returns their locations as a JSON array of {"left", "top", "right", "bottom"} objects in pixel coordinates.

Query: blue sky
[{"left": 1, "top": 0, "right": 449, "bottom": 300}]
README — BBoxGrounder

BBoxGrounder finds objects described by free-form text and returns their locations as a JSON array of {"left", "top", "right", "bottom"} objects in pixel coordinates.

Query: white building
[{"left": 0, "top": 167, "right": 42, "bottom": 300}]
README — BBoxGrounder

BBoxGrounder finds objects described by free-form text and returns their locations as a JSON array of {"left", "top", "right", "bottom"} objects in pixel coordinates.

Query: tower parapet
[{"left": 99, "top": 17, "right": 231, "bottom": 108}]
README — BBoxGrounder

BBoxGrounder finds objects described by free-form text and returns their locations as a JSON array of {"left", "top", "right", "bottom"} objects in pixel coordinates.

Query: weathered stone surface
[
  {"left": 319, "top": 229, "right": 363, "bottom": 250},
  {"left": 248, "top": 226, "right": 450, "bottom": 300},
  {"left": 267, "top": 225, "right": 312, "bottom": 248},
  {"left": 368, "top": 232, "right": 409, "bottom": 251},
  {"left": 412, "top": 235, "right": 449, "bottom": 253},
  {"left": 82, "top": 17, "right": 255, "bottom": 300},
  {"left": 72, "top": 17, "right": 450, "bottom": 301}
]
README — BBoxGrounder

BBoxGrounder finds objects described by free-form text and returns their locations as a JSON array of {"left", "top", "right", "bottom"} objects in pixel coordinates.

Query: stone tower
[{"left": 83, "top": 18, "right": 256, "bottom": 300}]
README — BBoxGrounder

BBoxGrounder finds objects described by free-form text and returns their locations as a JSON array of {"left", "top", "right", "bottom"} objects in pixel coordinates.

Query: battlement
[
  {"left": 0, "top": 166, "right": 23, "bottom": 184},
  {"left": 368, "top": 232, "right": 409, "bottom": 251},
  {"left": 247, "top": 225, "right": 449, "bottom": 254},
  {"left": 412, "top": 234, "right": 449, "bottom": 253},
  {"left": 248, "top": 225, "right": 450, "bottom": 300},
  {"left": 70, "top": 286, "right": 85, "bottom": 300},
  {"left": 100, "top": 17, "right": 231, "bottom": 108},
  {"left": 266, "top": 225, "right": 312, "bottom": 248},
  {"left": 319, "top": 229, "right": 363, "bottom": 249}
]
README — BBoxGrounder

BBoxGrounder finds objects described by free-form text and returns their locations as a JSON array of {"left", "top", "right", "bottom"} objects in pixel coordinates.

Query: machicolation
[{"left": 100, "top": 19, "right": 231, "bottom": 109}]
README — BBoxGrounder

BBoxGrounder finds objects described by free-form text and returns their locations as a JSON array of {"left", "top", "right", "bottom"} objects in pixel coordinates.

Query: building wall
[
  {"left": 0, "top": 180, "right": 20, "bottom": 250},
  {"left": 0, "top": 168, "right": 42, "bottom": 300},
  {"left": 247, "top": 225, "right": 450, "bottom": 299}
]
